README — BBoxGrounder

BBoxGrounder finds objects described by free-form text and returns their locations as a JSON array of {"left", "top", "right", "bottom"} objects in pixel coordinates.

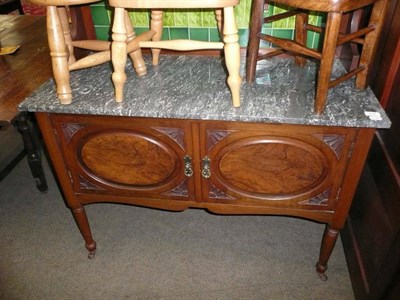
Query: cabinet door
[
  {"left": 199, "top": 121, "right": 357, "bottom": 213},
  {"left": 51, "top": 114, "right": 196, "bottom": 202}
]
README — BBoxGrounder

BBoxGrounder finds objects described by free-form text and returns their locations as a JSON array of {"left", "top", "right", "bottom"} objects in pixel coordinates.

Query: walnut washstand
[{"left": 19, "top": 55, "right": 391, "bottom": 281}]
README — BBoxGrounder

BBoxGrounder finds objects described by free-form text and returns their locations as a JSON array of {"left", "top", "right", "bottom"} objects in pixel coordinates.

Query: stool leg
[
  {"left": 294, "top": 12, "right": 308, "bottom": 67},
  {"left": 150, "top": 10, "right": 163, "bottom": 66},
  {"left": 355, "top": 0, "right": 390, "bottom": 89},
  {"left": 315, "top": 12, "right": 342, "bottom": 114},
  {"left": 124, "top": 11, "right": 147, "bottom": 77},
  {"left": 111, "top": 7, "right": 128, "bottom": 102},
  {"left": 246, "top": 0, "right": 264, "bottom": 84},
  {"left": 58, "top": 6, "right": 76, "bottom": 65},
  {"left": 47, "top": 6, "right": 72, "bottom": 105},
  {"left": 215, "top": 9, "right": 223, "bottom": 34},
  {"left": 223, "top": 6, "right": 242, "bottom": 107}
]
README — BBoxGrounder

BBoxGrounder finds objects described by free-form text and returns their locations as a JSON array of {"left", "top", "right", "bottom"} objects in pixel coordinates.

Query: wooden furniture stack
[
  {"left": 246, "top": 0, "right": 390, "bottom": 114},
  {"left": 19, "top": 52, "right": 390, "bottom": 281},
  {"left": 26, "top": 0, "right": 154, "bottom": 104}
]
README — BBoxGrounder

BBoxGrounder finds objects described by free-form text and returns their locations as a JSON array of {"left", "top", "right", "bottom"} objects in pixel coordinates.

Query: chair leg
[
  {"left": 111, "top": 7, "right": 128, "bottom": 102},
  {"left": 355, "top": 0, "right": 390, "bottom": 89},
  {"left": 124, "top": 11, "right": 147, "bottom": 77},
  {"left": 47, "top": 6, "right": 72, "bottom": 105},
  {"left": 215, "top": 9, "right": 223, "bottom": 34},
  {"left": 150, "top": 10, "right": 163, "bottom": 66},
  {"left": 314, "top": 12, "right": 342, "bottom": 114},
  {"left": 223, "top": 6, "right": 242, "bottom": 107},
  {"left": 58, "top": 6, "right": 76, "bottom": 65},
  {"left": 294, "top": 12, "right": 308, "bottom": 67},
  {"left": 246, "top": 0, "right": 264, "bottom": 83}
]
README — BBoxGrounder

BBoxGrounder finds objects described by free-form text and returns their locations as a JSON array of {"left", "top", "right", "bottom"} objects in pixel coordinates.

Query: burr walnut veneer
[{"left": 20, "top": 55, "right": 390, "bottom": 281}]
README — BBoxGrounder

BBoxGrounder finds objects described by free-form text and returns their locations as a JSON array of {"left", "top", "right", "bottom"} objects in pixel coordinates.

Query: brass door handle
[
  {"left": 183, "top": 155, "right": 193, "bottom": 177},
  {"left": 201, "top": 156, "right": 211, "bottom": 179}
]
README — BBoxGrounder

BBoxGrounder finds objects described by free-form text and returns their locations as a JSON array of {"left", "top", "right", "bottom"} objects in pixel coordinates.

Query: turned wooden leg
[
  {"left": 294, "top": 12, "right": 308, "bottom": 67},
  {"left": 111, "top": 7, "right": 128, "bottom": 102},
  {"left": 314, "top": 12, "right": 342, "bottom": 114},
  {"left": 57, "top": 6, "right": 76, "bottom": 65},
  {"left": 223, "top": 6, "right": 242, "bottom": 107},
  {"left": 71, "top": 206, "right": 97, "bottom": 259},
  {"left": 215, "top": 9, "right": 223, "bottom": 35},
  {"left": 47, "top": 6, "right": 72, "bottom": 105},
  {"left": 124, "top": 11, "right": 147, "bottom": 76},
  {"left": 316, "top": 225, "right": 339, "bottom": 281},
  {"left": 246, "top": 0, "right": 264, "bottom": 84},
  {"left": 355, "top": 0, "right": 390, "bottom": 89},
  {"left": 150, "top": 10, "right": 163, "bottom": 66}
]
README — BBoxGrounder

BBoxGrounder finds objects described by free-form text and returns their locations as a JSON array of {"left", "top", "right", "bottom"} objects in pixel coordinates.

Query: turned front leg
[
  {"left": 111, "top": 7, "right": 128, "bottom": 102},
  {"left": 316, "top": 225, "right": 340, "bottom": 281},
  {"left": 222, "top": 7, "right": 242, "bottom": 107},
  {"left": 72, "top": 205, "right": 97, "bottom": 259},
  {"left": 150, "top": 10, "right": 163, "bottom": 66},
  {"left": 124, "top": 11, "right": 147, "bottom": 76},
  {"left": 57, "top": 6, "right": 76, "bottom": 65},
  {"left": 47, "top": 6, "right": 72, "bottom": 104}
]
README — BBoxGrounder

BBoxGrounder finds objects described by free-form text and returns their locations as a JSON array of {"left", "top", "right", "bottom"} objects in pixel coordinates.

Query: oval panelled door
[
  {"left": 212, "top": 136, "right": 330, "bottom": 200},
  {"left": 79, "top": 132, "right": 177, "bottom": 187}
]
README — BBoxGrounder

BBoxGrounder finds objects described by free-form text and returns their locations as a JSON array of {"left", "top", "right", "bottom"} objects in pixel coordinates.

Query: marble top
[{"left": 19, "top": 55, "right": 391, "bottom": 128}]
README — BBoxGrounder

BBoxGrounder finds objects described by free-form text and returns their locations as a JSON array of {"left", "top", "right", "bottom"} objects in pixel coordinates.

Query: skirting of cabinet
[{"left": 36, "top": 112, "right": 375, "bottom": 280}]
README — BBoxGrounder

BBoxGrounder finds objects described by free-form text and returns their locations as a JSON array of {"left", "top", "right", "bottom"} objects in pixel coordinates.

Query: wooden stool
[
  {"left": 246, "top": 0, "right": 390, "bottom": 114},
  {"left": 108, "top": 0, "right": 242, "bottom": 107},
  {"left": 27, "top": 0, "right": 155, "bottom": 104}
]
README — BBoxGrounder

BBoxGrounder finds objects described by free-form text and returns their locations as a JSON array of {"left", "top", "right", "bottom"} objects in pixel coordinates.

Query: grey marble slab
[{"left": 19, "top": 55, "right": 391, "bottom": 128}]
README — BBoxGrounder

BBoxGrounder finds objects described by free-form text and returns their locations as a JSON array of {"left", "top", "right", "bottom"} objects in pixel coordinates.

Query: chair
[
  {"left": 27, "top": 0, "right": 155, "bottom": 104},
  {"left": 108, "top": 0, "right": 242, "bottom": 107},
  {"left": 246, "top": 0, "right": 390, "bottom": 114}
]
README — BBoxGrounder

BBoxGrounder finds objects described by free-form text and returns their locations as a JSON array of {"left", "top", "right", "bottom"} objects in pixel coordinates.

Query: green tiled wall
[{"left": 91, "top": 1, "right": 323, "bottom": 48}]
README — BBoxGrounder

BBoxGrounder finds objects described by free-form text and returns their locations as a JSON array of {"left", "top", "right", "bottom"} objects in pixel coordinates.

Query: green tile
[
  {"left": 209, "top": 28, "right": 222, "bottom": 42},
  {"left": 94, "top": 26, "right": 110, "bottom": 41},
  {"left": 173, "top": 9, "right": 189, "bottom": 27},
  {"left": 188, "top": 10, "right": 202, "bottom": 27},
  {"left": 162, "top": 28, "right": 170, "bottom": 40},
  {"left": 189, "top": 28, "right": 209, "bottom": 41},
  {"left": 309, "top": 12, "right": 324, "bottom": 26},
  {"left": 170, "top": 28, "right": 189, "bottom": 39},
  {"left": 202, "top": 9, "right": 217, "bottom": 27},
  {"left": 129, "top": 10, "right": 149, "bottom": 27},
  {"left": 238, "top": 29, "right": 249, "bottom": 47},
  {"left": 235, "top": 0, "right": 248, "bottom": 28},
  {"left": 272, "top": 29, "right": 293, "bottom": 39},
  {"left": 163, "top": 10, "right": 175, "bottom": 27},
  {"left": 307, "top": 31, "right": 322, "bottom": 49},
  {"left": 91, "top": 6, "right": 110, "bottom": 26}
]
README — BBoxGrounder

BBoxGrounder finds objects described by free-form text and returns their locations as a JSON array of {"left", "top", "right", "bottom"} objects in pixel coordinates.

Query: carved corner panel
[{"left": 61, "top": 122, "right": 86, "bottom": 143}]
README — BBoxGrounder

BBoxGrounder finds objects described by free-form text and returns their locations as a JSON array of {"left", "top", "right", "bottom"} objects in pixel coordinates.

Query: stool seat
[
  {"left": 246, "top": 0, "right": 390, "bottom": 114},
  {"left": 29, "top": 0, "right": 99, "bottom": 5},
  {"left": 108, "top": 0, "right": 239, "bottom": 8},
  {"left": 108, "top": 0, "right": 242, "bottom": 107},
  {"left": 270, "top": 0, "right": 377, "bottom": 12}
]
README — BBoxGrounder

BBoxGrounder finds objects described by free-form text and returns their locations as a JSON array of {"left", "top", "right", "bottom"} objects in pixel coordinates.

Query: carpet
[{"left": 21, "top": 0, "right": 45, "bottom": 15}]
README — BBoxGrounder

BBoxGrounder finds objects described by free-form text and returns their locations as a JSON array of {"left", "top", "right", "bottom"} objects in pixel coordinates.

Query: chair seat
[
  {"left": 271, "top": 0, "right": 377, "bottom": 12},
  {"left": 107, "top": 0, "right": 239, "bottom": 9},
  {"left": 28, "top": 0, "right": 99, "bottom": 6}
]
